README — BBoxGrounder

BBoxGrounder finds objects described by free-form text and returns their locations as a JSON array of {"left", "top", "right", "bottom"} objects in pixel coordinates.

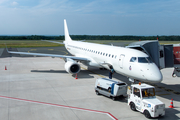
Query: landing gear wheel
[
  {"left": 144, "top": 110, "right": 151, "bottom": 118},
  {"left": 130, "top": 102, "right": 136, "bottom": 111}
]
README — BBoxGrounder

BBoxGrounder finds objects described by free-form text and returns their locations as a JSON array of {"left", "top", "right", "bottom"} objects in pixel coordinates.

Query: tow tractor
[{"left": 128, "top": 82, "right": 165, "bottom": 118}]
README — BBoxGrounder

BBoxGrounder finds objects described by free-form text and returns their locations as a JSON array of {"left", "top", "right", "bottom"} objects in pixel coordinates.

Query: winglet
[{"left": 64, "top": 19, "right": 72, "bottom": 41}]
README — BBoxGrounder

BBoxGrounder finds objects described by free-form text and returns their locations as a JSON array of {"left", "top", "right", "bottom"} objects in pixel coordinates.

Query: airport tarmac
[{"left": 0, "top": 47, "right": 180, "bottom": 120}]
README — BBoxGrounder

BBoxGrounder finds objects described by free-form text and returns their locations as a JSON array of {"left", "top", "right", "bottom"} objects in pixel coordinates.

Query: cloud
[
  {"left": 0, "top": 0, "right": 6, "bottom": 5},
  {"left": 11, "top": 1, "right": 18, "bottom": 6}
]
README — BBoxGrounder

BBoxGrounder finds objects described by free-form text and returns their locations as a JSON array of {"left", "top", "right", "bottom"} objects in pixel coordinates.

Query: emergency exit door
[{"left": 119, "top": 54, "right": 125, "bottom": 69}]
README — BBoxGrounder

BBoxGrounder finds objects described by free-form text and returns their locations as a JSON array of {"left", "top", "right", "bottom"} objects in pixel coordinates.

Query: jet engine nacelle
[{"left": 64, "top": 60, "right": 80, "bottom": 74}]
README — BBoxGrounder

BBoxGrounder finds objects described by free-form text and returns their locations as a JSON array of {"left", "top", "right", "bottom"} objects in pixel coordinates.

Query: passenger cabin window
[
  {"left": 138, "top": 57, "right": 152, "bottom": 63},
  {"left": 130, "top": 57, "right": 137, "bottom": 62}
]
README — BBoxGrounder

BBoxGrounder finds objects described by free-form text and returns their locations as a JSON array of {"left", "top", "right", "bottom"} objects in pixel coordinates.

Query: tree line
[{"left": 0, "top": 35, "right": 180, "bottom": 41}]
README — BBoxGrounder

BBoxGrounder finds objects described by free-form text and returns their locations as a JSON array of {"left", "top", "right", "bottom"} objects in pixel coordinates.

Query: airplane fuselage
[{"left": 64, "top": 40, "right": 163, "bottom": 83}]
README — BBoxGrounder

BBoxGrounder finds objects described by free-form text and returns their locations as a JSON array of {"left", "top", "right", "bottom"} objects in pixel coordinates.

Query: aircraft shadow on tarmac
[
  {"left": 31, "top": 70, "right": 67, "bottom": 73},
  {"left": 86, "top": 67, "right": 130, "bottom": 83},
  {"left": 31, "top": 69, "right": 94, "bottom": 79}
]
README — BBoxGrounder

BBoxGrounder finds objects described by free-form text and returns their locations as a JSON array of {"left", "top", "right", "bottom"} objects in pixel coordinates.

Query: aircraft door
[{"left": 119, "top": 54, "right": 125, "bottom": 69}]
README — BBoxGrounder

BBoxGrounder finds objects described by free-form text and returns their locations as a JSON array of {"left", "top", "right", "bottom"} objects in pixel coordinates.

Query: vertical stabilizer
[{"left": 64, "top": 19, "right": 72, "bottom": 41}]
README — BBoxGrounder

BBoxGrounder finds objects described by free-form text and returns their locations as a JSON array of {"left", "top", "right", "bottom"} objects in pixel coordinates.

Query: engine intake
[{"left": 65, "top": 60, "right": 80, "bottom": 74}]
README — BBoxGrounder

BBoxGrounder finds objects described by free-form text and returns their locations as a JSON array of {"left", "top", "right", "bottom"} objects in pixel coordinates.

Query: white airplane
[{"left": 7, "top": 19, "right": 163, "bottom": 83}]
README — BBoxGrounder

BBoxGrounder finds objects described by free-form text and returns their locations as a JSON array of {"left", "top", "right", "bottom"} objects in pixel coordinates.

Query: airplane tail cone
[
  {"left": 5, "top": 66, "right": 7, "bottom": 70},
  {"left": 169, "top": 99, "right": 174, "bottom": 108},
  {"left": 75, "top": 73, "right": 78, "bottom": 79}
]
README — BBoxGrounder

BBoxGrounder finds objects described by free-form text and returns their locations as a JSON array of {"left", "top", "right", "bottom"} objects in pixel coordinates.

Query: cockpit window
[
  {"left": 138, "top": 57, "right": 147, "bottom": 63},
  {"left": 147, "top": 57, "right": 153, "bottom": 63},
  {"left": 138, "top": 57, "right": 153, "bottom": 63},
  {"left": 130, "top": 57, "right": 137, "bottom": 62},
  {"left": 138, "top": 57, "right": 152, "bottom": 63}
]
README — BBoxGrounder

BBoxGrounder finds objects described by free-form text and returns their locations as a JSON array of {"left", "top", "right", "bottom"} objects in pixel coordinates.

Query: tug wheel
[
  {"left": 144, "top": 110, "right": 151, "bottom": 118},
  {"left": 96, "top": 91, "right": 100, "bottom": 95},
  {"left": 130, "top": 102, "right": 136, "bottom": 111}
]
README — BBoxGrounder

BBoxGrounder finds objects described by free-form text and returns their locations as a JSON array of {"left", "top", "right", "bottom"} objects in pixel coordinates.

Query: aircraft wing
[
  {"left": 99, "top": 62, "right": 112, "bottom": 66},
  {"left": 98, "top": 62, "right": 113, "bottom": 69},
  {"left": 7, "top": 49, "right": 89, "bottom": 61},
  {"left": 41, "top": 40, "right": 64, "bottom": 44}
]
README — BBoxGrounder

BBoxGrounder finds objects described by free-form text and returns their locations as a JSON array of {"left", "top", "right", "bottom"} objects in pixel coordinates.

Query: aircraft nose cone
[
  {"left": 150, "top": 71, "right": 163, "bottom": 83},
  {"left": 146, "top": 66, "right": 163, "bottom": 83}
]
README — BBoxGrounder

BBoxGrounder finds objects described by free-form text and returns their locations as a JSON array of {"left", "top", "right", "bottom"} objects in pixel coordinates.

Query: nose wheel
[{"left": 129, "top": 78, "right": 135, "bottom": 83}]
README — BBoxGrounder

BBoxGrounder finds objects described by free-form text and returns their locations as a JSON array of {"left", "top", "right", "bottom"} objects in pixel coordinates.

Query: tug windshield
[{"left": 141, "top": 88, "right": 155, "bottom": 98}]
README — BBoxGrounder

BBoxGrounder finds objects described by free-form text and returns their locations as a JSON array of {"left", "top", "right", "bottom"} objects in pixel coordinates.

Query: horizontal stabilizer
[{"left": 41, "top": 40, "right": 64, "bottom": 44}]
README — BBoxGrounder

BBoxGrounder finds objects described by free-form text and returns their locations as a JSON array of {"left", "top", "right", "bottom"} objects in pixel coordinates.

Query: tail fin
[{"left": 64, "top": 19, "right": 72, "bottom": 41}]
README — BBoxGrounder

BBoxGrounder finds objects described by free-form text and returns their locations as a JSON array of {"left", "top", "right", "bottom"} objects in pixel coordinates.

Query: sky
[{"left": 0, "top": 0, "right": 180, "bottom": 36}]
